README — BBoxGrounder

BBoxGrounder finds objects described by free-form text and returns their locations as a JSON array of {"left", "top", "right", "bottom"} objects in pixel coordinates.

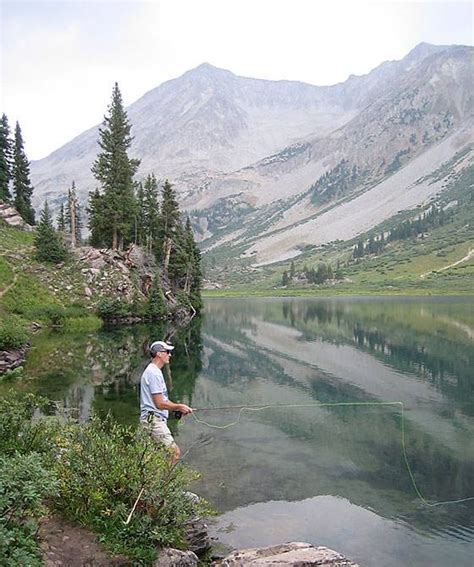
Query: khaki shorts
[{"left": 142, "top": 416, "right": 177, "bottom": 449}]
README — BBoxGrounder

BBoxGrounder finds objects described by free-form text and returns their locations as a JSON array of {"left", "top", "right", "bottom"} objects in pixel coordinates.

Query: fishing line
[{"left": 185, "top": 401, "right": 474, "bottom": 508}]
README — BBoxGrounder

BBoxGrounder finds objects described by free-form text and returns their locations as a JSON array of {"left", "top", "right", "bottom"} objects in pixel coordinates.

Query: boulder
[
  {"left": 0, "top": 345, "right": 29, "bottom": 374},
  {"left": 185, "top": 517, "right": 212, "bottom": 557},
  {"left": 212, "top": 542, "right": 359, "bottom": 566},
  {"left": 153, "top": 548, "right": 199, "bottom": 566},
  {"left": 0, "top": 201, "right": 34, "bottom": 231}
]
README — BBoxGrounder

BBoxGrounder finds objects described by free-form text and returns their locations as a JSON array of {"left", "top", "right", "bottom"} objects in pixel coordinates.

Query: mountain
[{"left": 30, "top": 43, "right": 474, "bottom": 270}]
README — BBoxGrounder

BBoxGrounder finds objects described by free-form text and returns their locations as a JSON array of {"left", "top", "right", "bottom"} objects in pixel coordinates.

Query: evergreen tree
[
  {"left": 12, "top": 122, "right": 35, "bottom": 224},
  {"left": 282, "top": 270, "right": 289, "bottom": 286},
  {"left": 35, "top": 201, "right": 67, "bottom": 263},
  {"left": 65, "top": 181, "right": 82, "bottom": 247},
  {"left": 57, "top": 203, "right": 66, "bottom": 231},
  {"left": 146, "top": 277, "right": 166, "bottom": 319},
  {"left": 0, "top": 114, "right": 12, "bottom": 201},
  {"left": 75, "top": 201, "right": 83, "bottom": 245},
  {"left": 183, "top": 217, "right": 202, "bottom": 310},
  {"left": 290, "top": 260, "right": 295, "bottom": 279},
  {"left": 135, "top": 181, "right": 145, "bottom": 246},
  {"left": 87, "top": 189, "right": 110, "bottom": 247},
  {"left": 157, "top": 180, "right": 181, "bottom": 274},
  {"left": 143, "top": 173, "right": 160, "bottom": 253},
  {"left": 90, "top": 83, "right": 139, "bottom": 250}
]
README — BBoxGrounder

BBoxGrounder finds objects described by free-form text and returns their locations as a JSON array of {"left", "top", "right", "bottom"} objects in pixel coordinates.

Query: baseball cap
[{"left": 149, "top": 340, "right": 175, "bottom": 356}]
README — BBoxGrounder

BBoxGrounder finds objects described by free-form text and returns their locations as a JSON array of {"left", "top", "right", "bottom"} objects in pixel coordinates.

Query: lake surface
[{"left": 4, "top": 296, "right": 474, "bottom": 566}]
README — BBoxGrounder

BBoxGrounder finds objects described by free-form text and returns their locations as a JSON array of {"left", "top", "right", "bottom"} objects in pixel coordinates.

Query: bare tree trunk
[
  {"left": 112, "top": 226, "right": 118, "bottom": 250},
  {"left": 163, "top": 237, "right": 172, "bottom": 275},
  {"left": 184, "top": 263, "right": 191, "bottom": 294}
]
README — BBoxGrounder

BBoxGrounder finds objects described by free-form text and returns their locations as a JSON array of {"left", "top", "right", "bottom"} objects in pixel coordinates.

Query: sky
[{"left": 1, "top": 0, "right": 473, "bottom": 161}]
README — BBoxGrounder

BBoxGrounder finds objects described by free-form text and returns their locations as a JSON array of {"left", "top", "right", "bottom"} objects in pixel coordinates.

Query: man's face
[{"left": 159, "top": 351, "right": 172, "bottom": 364}]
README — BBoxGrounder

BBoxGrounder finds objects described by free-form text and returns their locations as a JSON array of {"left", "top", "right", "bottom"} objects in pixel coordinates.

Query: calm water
[{"left": 4, "top": 297, "right": 474, "bottom": 566}]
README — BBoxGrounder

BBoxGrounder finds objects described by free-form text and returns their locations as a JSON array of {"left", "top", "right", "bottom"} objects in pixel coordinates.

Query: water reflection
[{"left": 4, "top": 296, "right": 473, "bottom": 566}]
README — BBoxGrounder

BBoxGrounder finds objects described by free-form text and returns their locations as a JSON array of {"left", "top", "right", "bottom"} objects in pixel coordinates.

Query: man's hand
[{"left": 177, "top": 403, "right": 193, "bottom": 415}]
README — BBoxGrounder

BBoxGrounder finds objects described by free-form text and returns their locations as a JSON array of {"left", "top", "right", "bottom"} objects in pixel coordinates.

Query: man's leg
[{"left": 149, "top": 418, "right": 180, "bottom": 464}]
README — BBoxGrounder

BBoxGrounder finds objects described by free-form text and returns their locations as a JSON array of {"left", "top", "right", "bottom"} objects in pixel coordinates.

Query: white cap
[{"left": 149, "top": 340, "right": 175, "bottom": 356}]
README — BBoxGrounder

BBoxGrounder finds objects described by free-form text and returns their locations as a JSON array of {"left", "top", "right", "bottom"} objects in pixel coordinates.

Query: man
[{"left": 140, "top": 340, "right": 193, "bottom": 464}]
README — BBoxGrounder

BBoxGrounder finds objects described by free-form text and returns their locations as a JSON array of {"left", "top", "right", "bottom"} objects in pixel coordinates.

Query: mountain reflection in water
[{"left": 7, "top": 296, "right": 473, "bottom": 567}]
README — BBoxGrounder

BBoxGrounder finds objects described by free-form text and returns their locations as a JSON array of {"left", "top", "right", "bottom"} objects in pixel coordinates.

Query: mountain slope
[{"left": 30, "top": 43, "right": 474, "bottom": 272}]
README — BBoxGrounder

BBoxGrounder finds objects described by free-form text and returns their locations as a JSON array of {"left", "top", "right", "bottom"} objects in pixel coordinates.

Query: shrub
[
  {"left": 0, "top": 392, "right": 57, "bottom": 456},
  {"left": 0, "top": 315, "right": 29, "bottom": 350},
  {"left": 0, "top": 453, "right": 58, "bottom": 566},
  {"left": 0, "top": 393, "right": 213, "bottom": 564},
  {"left": 95, "top": 297, "right": 130, "bottom": 321},
  {"left": 0, "top": 393, "right": 60, "bottom": 565},
  {"left": 52, "top": 414, "right": 213, "bottom": 562},
  {"left": 30, "top": 304, "right": 67, "bottom": 326}
]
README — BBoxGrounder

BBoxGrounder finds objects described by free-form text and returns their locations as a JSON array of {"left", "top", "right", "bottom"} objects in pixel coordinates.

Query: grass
[
  {"left": 0, "top": 272, "right": 62, "bottom": 318},
  {"left": 0, "top": 255, "right": 14, "bottom": 290}
]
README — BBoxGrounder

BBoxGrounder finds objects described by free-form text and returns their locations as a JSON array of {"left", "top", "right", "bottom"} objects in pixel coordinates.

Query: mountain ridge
[{"left": 30, "top": 42, "right": 473, "bottom": 268}]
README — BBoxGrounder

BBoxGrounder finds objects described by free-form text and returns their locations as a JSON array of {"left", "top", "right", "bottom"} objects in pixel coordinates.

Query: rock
[
  {"left": 185, "top": 517, "right": 211, "bottom": 557},
  {"left": 0, "top": 201, "right": 34, "bottom": 231},
  {"left": 153, "top": 548, "right": 199, "bottom": 567},
  {"left": 0, "top": 344, "right": 29, "bottom": 374},
  {"left": 212, "top": 542, "right": 359, "bottom": 566}
]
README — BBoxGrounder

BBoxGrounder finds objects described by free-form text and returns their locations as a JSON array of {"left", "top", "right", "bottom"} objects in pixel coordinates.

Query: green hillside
[{"left": 202, "top": 161, "right": 474, "bottom": 295}]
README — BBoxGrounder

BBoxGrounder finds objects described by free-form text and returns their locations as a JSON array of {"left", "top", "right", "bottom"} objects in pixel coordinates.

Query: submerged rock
[{"left": 212, "top": 541, "right": 359, "bottom": 566}]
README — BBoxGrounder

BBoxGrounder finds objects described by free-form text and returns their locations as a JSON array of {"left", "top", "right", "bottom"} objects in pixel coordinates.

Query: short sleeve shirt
[{"left": 140, "top": 362, "right": 169, "bottom": 421}]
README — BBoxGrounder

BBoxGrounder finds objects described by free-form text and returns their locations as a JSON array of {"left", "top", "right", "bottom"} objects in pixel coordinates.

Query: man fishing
[{"left": 139, "top": 340, "right": 193, "bottom": 464}]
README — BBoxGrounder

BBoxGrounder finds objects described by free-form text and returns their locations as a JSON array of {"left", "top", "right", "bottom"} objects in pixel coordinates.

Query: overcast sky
[{"left": 1, "top": 0, "right": 473, "bottom": 161}]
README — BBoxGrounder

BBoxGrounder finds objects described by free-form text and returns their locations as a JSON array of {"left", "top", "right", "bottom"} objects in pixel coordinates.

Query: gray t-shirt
[{"left": 140, "top": 362, "right": 169, "bottom": 421}]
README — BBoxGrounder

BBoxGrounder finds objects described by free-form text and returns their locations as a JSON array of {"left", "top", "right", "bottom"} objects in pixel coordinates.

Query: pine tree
[
  {"left": 12, "top": 122, "right": 35, "bottom": 224},
  {"left": 90, "top": 83, "right": 139, "bottom": 250},
  {"left": 158, "top": 180, "right": 181, "bottom": 274},
  {"left": 146, "top": 277, "right": 166, "bottom": 320},
  {"left": 75, "top": 201, "right": 83, "bottom": 245},
  {"left": 135, "top": 181, "right": 145, "bottom": 246},
  {"left": 143, "top": 173, "right": 160, "bottom": 253},
  {"left": 290, "top": 260, "right": 295, "bottom": 279},
  {"left": 87, "top": 189, "right": 110, "bottom": 247},
  {"left": 0, "top": 114, "right": 12, "bottom": 201},
  {"left": 65, "top": 181, "right": 81, "bottom": 247},
  {"left": 183, "top": 217, "right": 202, "bottom": 309},
  {"left": 57, "top": 203, "right": 66, "bottom": 231},
  {"left": 35, "top": 201, "right": 67, "bottom": 263}
]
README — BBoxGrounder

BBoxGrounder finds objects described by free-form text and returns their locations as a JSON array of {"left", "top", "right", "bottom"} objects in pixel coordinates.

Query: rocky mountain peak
[
  {"left": 181, "top": 62, "right": 235, "bottom": 85},
  {"left": 405, "top": 41, "right": 448, "bottom": 62}
]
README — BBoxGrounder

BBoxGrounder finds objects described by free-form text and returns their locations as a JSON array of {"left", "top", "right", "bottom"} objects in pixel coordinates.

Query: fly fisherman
[{"left": 140, "top": 340, "right": 193, "bottom": 464}]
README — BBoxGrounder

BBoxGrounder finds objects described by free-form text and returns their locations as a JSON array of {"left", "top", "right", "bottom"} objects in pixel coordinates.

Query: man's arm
[{"left": 151, "top": 393, "right": 193, "bottom": 415}]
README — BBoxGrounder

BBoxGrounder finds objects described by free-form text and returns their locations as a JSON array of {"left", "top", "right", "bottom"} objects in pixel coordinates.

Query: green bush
[
  {"left": 0, "top": 315, "right": 29, "bottom": 350},
  {"left": 30, "top": 304, "right": 67, "bottom": 326},
  {"left": 0, "top": 393, "right": 213, "bottom": 564},
  {"left": 0, "top": 393, "right": 60, "bottom": 565},
  {"left": 95, "top": 297, "right": 131, "bottom": 321},
  {"left": 52, "top": 414, "right": 213, "bottom": 562},
  {"left": 0, "top": 453, "right": 58, "bottom": 567},
  {"left": 0, "top": 392, "right": 57, "bottom": 456}
]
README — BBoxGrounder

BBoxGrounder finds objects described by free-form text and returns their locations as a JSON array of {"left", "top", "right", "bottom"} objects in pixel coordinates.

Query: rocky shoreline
[{"left": 156, "top": 541, "right": 359, "bottom": 566}]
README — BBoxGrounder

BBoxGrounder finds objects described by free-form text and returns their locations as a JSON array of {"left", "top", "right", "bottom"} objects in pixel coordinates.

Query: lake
[{"left": 4, "top": 296, "right": 474, "bottom": 566}]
